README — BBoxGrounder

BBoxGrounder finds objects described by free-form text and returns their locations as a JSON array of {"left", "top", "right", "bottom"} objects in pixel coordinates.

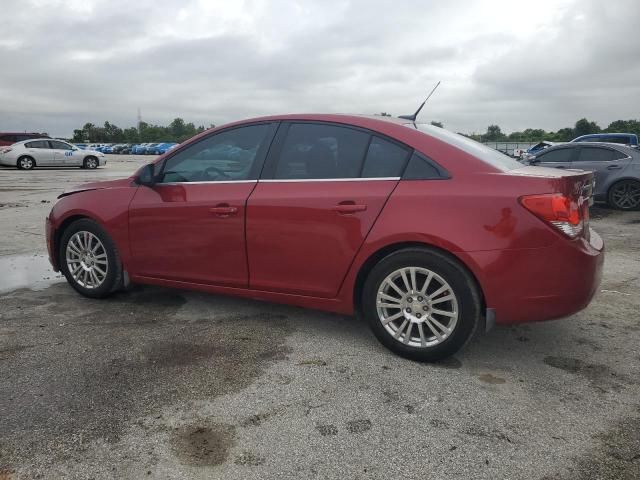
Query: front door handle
[
  {"left": 209, "top": 204, "right": 238, "bottom": 217},
  {"left": 555, "top": 166, "right": 566, "bottom": 169},
  {"left": 607, "top": 164, "right": 623, "bottom": 170},
  {"left": 332, "top": 202, "right": 367, "bottom": 214}
]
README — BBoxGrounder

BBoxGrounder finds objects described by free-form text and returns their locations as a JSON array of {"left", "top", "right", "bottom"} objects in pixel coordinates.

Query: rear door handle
[
  {"left": 332, "top": 202, "right": 367, "bottom": 214},
  {"left": 555, "top": 166, "right": 566, "bottom": 169},
  {"left": 209, "top": 204, "right": 238, "bottom": 216},
  {"left": 607, "top": 165, "right": 623, "bottom": 170}
]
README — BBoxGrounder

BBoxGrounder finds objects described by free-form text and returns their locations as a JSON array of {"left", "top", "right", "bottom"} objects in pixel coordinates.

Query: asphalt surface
[{"left": 0, "top": 156, "right": 639, "bottom": 479}]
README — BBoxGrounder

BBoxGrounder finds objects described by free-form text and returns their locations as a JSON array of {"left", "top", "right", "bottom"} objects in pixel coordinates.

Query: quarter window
[
  {"left": 273, "top": 123, "right": 370, "bottom": 179},
  {"left": 537, "top": 148, "right": 573, "bottom": 163},
  {"left": 160, "top": 124, "right": 272, "bottom": 183},
  {"left": 361, "top": 137, "right": 410, "bottom": 178}
]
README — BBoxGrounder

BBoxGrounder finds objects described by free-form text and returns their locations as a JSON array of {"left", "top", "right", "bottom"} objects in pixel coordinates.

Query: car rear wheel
[
  {"left": 83, "top": 156, "right": 99, "bottom": 169},
  {"left": 59, "top": 219, "right": 122, "bottom": 298},
  {"left": 17, "top": 156, "right": 35, "bottom": 170},
  {"left": 362, "top": 248, "right": 481, "bottom": 362},
  {"left": 608, "top": 180, "right": 640, "bottom": 210}
]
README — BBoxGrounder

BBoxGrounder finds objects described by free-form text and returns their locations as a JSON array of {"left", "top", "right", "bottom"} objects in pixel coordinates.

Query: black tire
[
  {"left": 607, "top": 179, "right": 640, "bottom": 211},
  {"left": 59, "top": 218, "right": 122, "bottom": 298},
  {"left": 362, "top": 248, "right": 481, "bottom": 362},
  {"left": 17, "top": 156, "right": 35, "bottom": 170},
  {"left": 83, "top": 156, "right": 99, "bottom": 169}
]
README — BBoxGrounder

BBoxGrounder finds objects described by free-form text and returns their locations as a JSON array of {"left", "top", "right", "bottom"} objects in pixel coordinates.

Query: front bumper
[
  {"left": 45, "top": 215, "right": 58, "bottom": 271},
  {"left": 468, "top": 228, "right": 604, "bottom": 325}
]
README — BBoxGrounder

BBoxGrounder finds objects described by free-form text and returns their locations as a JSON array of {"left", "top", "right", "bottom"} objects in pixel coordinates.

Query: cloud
[{"left": 0, "top": 0, "right": 636, "bottom": 136}]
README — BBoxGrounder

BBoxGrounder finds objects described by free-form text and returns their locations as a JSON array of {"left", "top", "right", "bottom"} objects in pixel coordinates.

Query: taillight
[{"left": 520, "top": 193, "right": 584, "bottom": 239}]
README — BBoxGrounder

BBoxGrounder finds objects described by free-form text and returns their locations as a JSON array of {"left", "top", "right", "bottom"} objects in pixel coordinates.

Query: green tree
[
  {"left": 482, "top": 125, "right": 504, "bottom": 142},
  {"left": 573, "top": 118, "right": 600, "bottom": 138}
]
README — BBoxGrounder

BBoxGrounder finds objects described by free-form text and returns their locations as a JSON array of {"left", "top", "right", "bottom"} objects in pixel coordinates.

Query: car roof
[{"left": 541, "top": 142, "right": 638, "bottom": 154}]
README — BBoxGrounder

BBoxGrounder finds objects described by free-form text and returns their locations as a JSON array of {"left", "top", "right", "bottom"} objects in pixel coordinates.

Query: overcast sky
[{"left": 1, "top": 0, "right": 638, "bottom": 137}]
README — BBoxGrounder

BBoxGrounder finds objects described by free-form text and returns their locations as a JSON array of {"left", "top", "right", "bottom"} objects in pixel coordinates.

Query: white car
[{"left": 0, "top": 139, "right": 106, "bottom": 170}]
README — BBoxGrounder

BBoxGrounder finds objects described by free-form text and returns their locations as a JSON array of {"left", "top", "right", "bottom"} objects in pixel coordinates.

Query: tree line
[
  {"left": 375, "top": 114, "right": 640, "bottom": 143},
  {"left": 74, "top": 116, "right": 640, "bottom": 145},
  {"left": 71, "top": 118, "right": 213, "bottom": 144}
]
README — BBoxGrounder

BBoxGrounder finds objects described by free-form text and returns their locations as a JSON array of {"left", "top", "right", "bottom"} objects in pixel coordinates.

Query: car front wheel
[
  {"left": 83, "top": 156, "right": 99, "bottom": 169},
  {"left": 59, "top": 219, "right": 122, "bottom": 298},
  {"left": 362, "top": 248, "right": 481, "bottom": 362}
]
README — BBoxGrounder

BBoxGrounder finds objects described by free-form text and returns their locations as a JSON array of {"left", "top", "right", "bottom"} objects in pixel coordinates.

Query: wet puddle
[{"left": 0, "top": 254, "right": 64, "bottom": 294}]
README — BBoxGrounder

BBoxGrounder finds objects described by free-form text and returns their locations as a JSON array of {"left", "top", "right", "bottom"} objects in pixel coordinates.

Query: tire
[
  {"left": 17, "top": 156, "right": 35, "bottom": 170},
  {"left": 362, "top": 248, "right": 481, "bottom": 362},
  {"left": 607, "top": 180, "right": 640, "bottom": 211},
  {"left": 59, "top": 218, "right": 122, "bottom": 298},
  {"left": 83, "top": 156, "right": 99, "bottom": 169}
]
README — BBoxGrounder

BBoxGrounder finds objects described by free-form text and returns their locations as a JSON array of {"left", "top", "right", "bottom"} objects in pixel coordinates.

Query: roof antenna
[{"left": 398, "top": 81, "right": 441, "bottom": 122}]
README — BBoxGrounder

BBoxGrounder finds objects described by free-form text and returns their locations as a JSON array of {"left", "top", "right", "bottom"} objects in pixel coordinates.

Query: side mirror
[{"left": 135, "top": 163, "right": 156, "bottom": 187}]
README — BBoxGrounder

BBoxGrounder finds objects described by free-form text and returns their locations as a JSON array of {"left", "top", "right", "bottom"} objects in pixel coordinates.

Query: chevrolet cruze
[{"left": 45, "top": 114, "right": 604, "bottom": 361}]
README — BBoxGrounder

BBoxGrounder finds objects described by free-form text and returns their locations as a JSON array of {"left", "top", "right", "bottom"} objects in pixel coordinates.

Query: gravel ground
[{"left": 0, "top": 156, "right": 639, "bottom": 479}]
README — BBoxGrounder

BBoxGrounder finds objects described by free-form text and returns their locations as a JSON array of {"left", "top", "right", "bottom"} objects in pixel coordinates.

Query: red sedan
[{"left": 45, "top": 114, "right": 604, "bottom": 361}]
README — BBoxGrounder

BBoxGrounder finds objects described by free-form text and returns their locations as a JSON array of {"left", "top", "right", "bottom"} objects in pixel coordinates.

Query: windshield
[{"left": 407, "top": 123, "right": 521, "bottom": 172}]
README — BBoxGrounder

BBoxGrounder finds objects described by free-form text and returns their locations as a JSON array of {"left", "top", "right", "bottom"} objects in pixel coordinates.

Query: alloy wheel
[
  {"left": 611, "top": 181, "right": 640, "bottom": 210},
  {"left": 19, "top": 157, "right": 34, "bottom": 169},
  {"left": 376, "top": 267, "right": 459, "bottom": 348},
  {"left": 65, "top": 231, "right": 109, "bottom": 289},
  {"left": 85, "top": 158, "right": 98, "bottom": 169}
]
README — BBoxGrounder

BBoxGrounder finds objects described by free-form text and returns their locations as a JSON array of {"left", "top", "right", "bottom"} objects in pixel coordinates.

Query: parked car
[
  {"left": 571, "top": 133, "right": 638, "bottom": 146},
  {"left": 520, "top": 141, "right": 557, "bottom": 160},
  {"left": 131, "top": 143, "right": 150, "bottom": 154},
  {"left": 45, "top": 114, "right": 603, "bottom": 361},
  {"left": 75, "top": 144, "right": 88, "bottom": 150},
  {"left": 140, "top": 143, "right": 160, "bottom": 154},
  {"left": 0, "top": 132, "right": 50, "bottom": 147},
  {"left": 525, "top": 142, "right": 640, "bottom": 210},
  {"left": 151, "top": 142, "right": 178, "bottom": 154},
  {"left": 0, "top": 139, "right": 106, "bottom": 169}
]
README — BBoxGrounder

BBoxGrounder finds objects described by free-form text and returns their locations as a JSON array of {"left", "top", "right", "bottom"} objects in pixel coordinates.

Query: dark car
[
  {"left": 525, "top": 142, "right": 640, "bottom": 210},
  {"left": 0, "top": 132, "right": 50, "bottom": 147},
  {"left": 45, "top": 114, "right": 603, "bottom": 361}
]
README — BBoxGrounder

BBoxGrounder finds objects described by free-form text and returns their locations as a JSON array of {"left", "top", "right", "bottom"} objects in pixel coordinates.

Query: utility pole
[{"left": 137, "top": 107, "right": 142, "bottom": 134}]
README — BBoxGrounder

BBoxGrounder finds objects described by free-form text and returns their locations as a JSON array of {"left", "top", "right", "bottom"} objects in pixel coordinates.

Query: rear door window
[
  {"left": 49, "top": 140, "right": 73, "bottom": 150},
  {"left": 25, "top": 140, "right": 49, "bottom": 149},
  {"left": 361, "top": 137, "right": 410, "bottom": 178},
  {"left": 536, "top": 148, "right": 574, "bottom": 163},
  {"left": 577, "top": 147, "right": 615, "bottom": 162},
  {"left": 273, "top": 123, "right": 370, "bottom": 179}
]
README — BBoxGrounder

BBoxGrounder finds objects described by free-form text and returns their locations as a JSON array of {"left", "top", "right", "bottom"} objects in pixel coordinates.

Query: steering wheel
[{"left": 201, "top": 166, "right": 231, "bottom": 180}]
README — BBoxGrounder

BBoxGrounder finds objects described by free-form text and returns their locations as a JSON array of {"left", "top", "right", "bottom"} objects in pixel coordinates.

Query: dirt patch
[
  {"left": 544, "top": 356, "right": 628, "bottom": 393},
  {"left": 478, "top": 373, "right": 506, "bottom": 384},
  {"left": 551, "top": 410, "right": 640, "bottom": 480},
  {"left": 0, "top": 284, "right": 293, "bottom": 474},
  {"left": 346, "top": 419, "right": 372, "bottom": 434},
  {"left": 171, "top": 424, "right": 235, "bottom": 466}
]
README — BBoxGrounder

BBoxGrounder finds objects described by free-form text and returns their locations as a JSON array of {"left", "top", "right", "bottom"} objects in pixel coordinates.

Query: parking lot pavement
[{"left": 0, "top": 158, "right": 639, "bottom": 479}]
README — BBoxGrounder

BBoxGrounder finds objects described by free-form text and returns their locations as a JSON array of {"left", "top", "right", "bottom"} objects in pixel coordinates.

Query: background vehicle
[
  {"left": 0, "top": 132, "right": 50, "bottom": 147},
  {"left": 151, "top": 142, "right": 178, "bottom": 154},
  {"left": 46, "top": 114, "right": 603, "bottom": 361},
  {"left": 520, "top": 140, "right": 557, "bottom": 160},
  {"left": 526, "top": 142, "right": 640, "bottom": 210},
  {"left": 0, "top": 139, "right": 106, "bottom": 170},
  {"left": 571, "top": 133, "right": 638, "bottom": 146}
]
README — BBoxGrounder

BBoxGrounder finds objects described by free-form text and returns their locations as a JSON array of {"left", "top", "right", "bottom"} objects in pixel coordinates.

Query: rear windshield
[{"left": 407, "top": 123, "right": 521, "bottom": 172}]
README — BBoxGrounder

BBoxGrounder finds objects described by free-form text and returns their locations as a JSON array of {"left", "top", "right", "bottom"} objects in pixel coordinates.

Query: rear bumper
[{"left": 467, "top": 229, "right": 604, "bottom": 325}]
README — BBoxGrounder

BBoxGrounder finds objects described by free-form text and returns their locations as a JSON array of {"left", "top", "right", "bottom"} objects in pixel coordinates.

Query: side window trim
[{"left": 156, "top": 121, "right": 278, "bottom": 183}]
